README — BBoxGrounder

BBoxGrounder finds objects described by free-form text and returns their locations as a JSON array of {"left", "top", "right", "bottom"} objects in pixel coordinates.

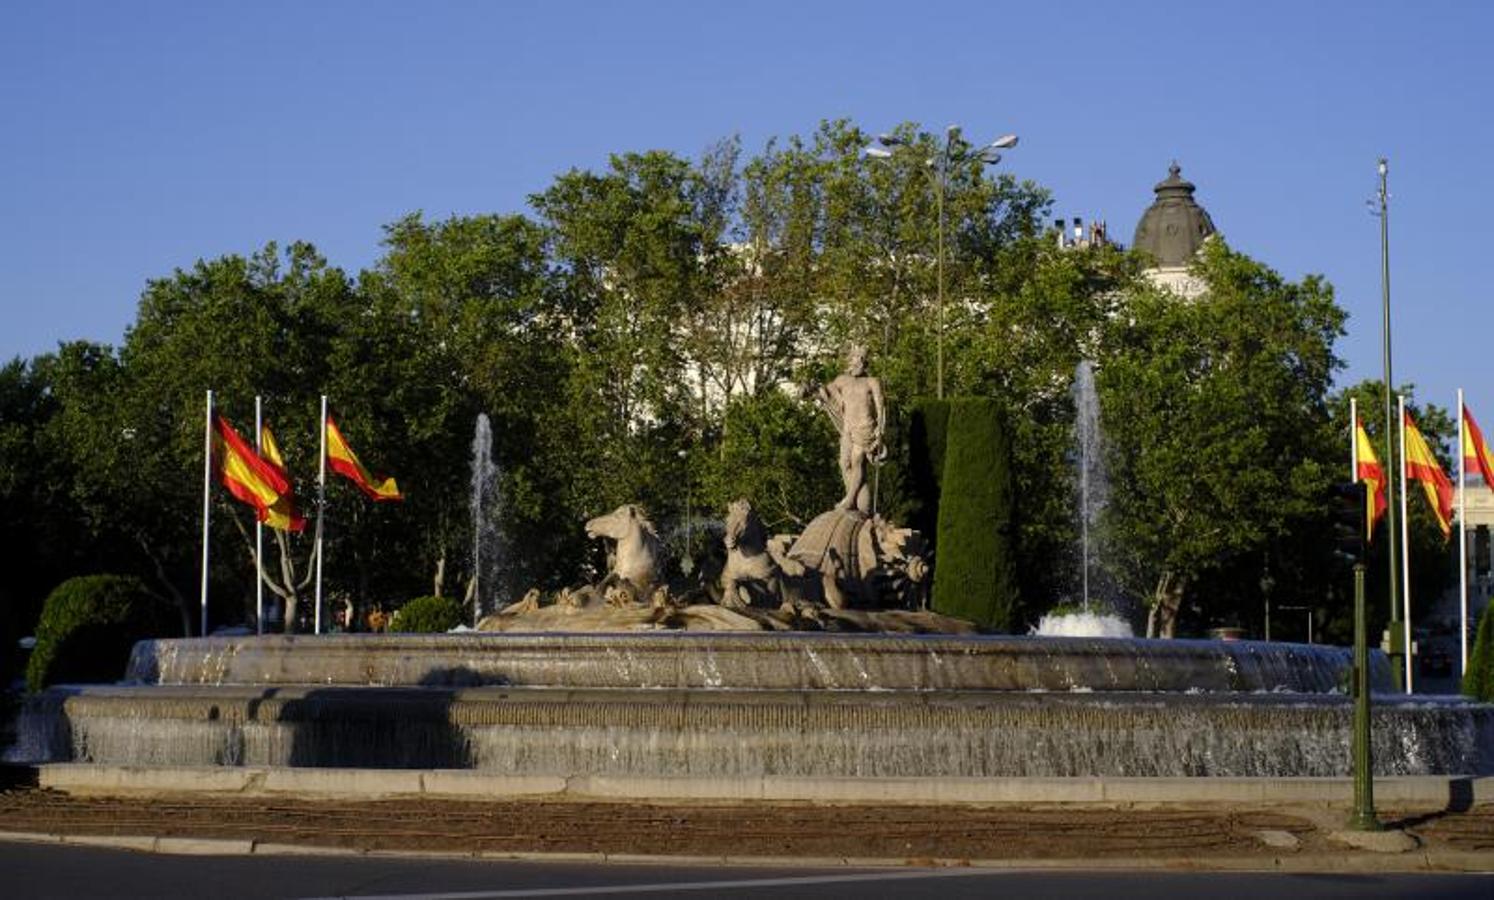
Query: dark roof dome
[{"left": 1133, "top": 162, "right": 1216, "bottom": 267}]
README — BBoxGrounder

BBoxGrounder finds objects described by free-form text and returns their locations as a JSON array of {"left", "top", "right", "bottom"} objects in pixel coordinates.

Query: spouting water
[
  {"left": 469, "top": 414, "right": 506, "bottom": 623},
  {"left": 1073, "top": 360, "right": 1108, "bottom": 612}
]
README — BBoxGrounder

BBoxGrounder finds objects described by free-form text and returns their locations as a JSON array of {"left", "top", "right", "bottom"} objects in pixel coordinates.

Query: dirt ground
[{"left": 1, "top": 788, "right": 1492, "bottom": 863}]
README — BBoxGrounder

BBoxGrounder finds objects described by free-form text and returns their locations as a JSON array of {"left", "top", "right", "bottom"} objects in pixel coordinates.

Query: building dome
[{"left": 1132, "top": 163, "right": 1216, "bottom": 268}]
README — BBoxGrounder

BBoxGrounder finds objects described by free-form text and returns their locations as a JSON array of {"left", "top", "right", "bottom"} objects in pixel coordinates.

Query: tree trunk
[
  {"left": 134, "top": 534, "right": 191, "bottom": 637},
  {"left": 1146, "top": 570, "right": 1187, "bottom": 639}
]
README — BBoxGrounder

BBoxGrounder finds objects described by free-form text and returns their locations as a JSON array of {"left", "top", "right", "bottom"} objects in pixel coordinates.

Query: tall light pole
[
  {"left": 866, "top": 126, "right": 1018, "bottom": 399},
  {"left": 1374, "top": 157, "right": 1405, "bottom": 690}
]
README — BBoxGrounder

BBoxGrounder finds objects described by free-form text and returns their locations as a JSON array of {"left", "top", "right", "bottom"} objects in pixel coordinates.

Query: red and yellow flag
[
  {"left": 1403, "top": 411, "right": 1453, "bottom": 539},
  {"left": 325, "top": 415, "right": 403, "bottom": 501},
  {"left": 1354, "top": 415, "right": 1387, "bottom": 538},
  {"left": 1464, "top": 405, "right": 1494, "bottom": 491},
  {"left": 259, "top": 424, "right": 306, "bottom": 532},
  {"left": 213, "top": 416, "right": 289, "bottom": 523}
]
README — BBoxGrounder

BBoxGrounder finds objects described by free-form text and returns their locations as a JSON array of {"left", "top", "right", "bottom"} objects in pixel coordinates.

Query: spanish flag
[
  {"left": 259, "top": 424, "right": 307, "bottom": 532},
  {"left": 213, "top": 416, "right": 289, "bottom": 523},
  {"left": 1354, "top": 415, "right": 1387, "bottom": 538},
  {"left": 326, "top": 415, "right": 403, "bottom": 501},
  {"left": 1404, "top": 411, "right": 1454, "bottom": 539},
  {"left": 1464, "top": 405, "right": 1494, "bottom": 491}
]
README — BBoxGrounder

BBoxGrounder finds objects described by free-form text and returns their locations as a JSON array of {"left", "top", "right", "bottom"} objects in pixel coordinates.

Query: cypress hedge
[
  {"left": 907, "top": 400, "right": 950, "bottom": 548},
  {"left": 26, "top": 575, "right": 170, "bottom": 692},
  {"left": 1465, "top": 606, "right": 1494, "bottom": 702},
  {"left": 927, "top": 398, "right": 1021, "bottom": 630}
]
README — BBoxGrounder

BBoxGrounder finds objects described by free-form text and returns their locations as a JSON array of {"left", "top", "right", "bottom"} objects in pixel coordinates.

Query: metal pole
[
  {"left": 314, "top": 395, "right": 327, "bottom": 635},
  {"left": 1399, "top": 394, "right": 1413, "bottom": 694},
  {"left": 935, "top": 146, "right": 947, "bottom": 401},
  {"left": 1348, "top": 560, "right": 1379, "bottom": 831},
  {"left": 254, "top": 395, "right": 264, "bottom": 636},
  {"left": 200, "top": 389, "right": 213, "bottom": 637},
  {"left": 1458, "top": 389, "right": 1469, "bottom": 674},
  {"left": 1377, "top": 158, "right": 1404, "bottom": 691},
  {"left": 1351, "top": 397, "right": 1359, "bottom": 480}
]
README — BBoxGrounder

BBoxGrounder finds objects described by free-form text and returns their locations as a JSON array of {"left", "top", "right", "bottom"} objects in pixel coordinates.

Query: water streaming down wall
[
  {"left": 119, "top": 633, "right": 1385, "bottom": 693},
  {"left": 9, "top": 633, "right": 1491, "bottom": 777},
  {"left": 12, "top": 684, "right": 1492, "bottom": 777}
]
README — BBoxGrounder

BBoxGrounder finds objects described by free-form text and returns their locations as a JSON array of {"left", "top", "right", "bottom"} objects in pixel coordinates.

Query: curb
[
  {"left": 27, "top": 765, "right": 1494, "bottom": 807},
  {"left": 0, "top": 829, "right": 1490, "bottom": 873}
]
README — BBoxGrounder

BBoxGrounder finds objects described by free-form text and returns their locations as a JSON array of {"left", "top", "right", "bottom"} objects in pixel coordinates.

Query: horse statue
[
  {"left": 720, "top": 499, "right": 788, "bottom": 610},
  {"left": 584, "top": 503, "right": 663, "bottom": 603}
]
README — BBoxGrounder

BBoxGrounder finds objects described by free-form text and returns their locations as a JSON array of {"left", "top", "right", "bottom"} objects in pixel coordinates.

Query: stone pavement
[{"left": 1, "top": 775, "right": 1491, "bottom": 872}]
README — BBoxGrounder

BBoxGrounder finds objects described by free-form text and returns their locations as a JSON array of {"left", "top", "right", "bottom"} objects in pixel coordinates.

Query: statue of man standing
[{"left": 813, "top": 346, "right": 887, "bottom": 514}]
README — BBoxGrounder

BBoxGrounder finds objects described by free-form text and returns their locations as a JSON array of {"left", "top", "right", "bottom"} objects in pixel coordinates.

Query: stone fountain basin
[
  {"left": 124, "top": 632, "right": 1391, "bottom": 694},
  {"left": 13, "top": 683, "right": 1490, "bottom": 777}
]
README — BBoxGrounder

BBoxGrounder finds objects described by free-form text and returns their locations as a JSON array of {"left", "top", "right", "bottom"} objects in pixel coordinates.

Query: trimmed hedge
[
  {"left": 927, "top": 398, "right": 1021, "bottom": 630},
  {"left": 907, "top": 400, "right": 951, "bottom": 548},
  {"left": 389, "top": 595, "right": 464, "bottom": 633},
  {"left": 26, "top": 575, "right": 170, "bottom": 692},
  {"left": 1464, "top": 606, "right": 1494, "bottom": 701}
]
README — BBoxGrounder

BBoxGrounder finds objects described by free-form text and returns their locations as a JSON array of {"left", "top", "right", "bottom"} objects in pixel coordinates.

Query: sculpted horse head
[
  {"left": 723, "top": 498, "right": 766, "bottom": 554},
  {"left": 585, "top": 504, "right": 662, "bottom": 594}
]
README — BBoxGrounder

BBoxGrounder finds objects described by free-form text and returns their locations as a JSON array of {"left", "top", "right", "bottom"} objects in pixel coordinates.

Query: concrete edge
[
  {"left": 0, "top": 830, "right": 1489, "bottom": 873},
  {"left": 30, "top": 765, "right": 1494, "bottom": 807}
]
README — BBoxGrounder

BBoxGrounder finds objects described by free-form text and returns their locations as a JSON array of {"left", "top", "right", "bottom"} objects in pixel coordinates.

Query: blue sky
[{"left": 3, "top": 1, "right": 1489, "bottom": 414}]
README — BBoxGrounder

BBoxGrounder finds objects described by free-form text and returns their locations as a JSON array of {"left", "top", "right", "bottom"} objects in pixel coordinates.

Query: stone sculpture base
[{"left": 475, "top": 603, "right": 975, "bottom": 634}]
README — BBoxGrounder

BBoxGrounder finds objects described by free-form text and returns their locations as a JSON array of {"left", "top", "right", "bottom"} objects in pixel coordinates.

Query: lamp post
[
  {"left": 866, "top": 126, "right": 1018, "bottom": 399},
  {"left": 678, "top": 448, "right": 693, "bottom": 576},
  {"left": 1374, "top": 157, "right": 1405, "bottom": 690}
]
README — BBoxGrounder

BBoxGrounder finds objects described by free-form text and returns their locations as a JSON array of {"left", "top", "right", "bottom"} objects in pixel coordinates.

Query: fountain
[
  {"left": 468, "top": 413, "right": 505, "bottom": 623},
  {"left": 1036, "top": 360, "right": 1132, "bottom": 638},
  {"left": 7, "top": 348, "right": 1493, "bottom": 779}
]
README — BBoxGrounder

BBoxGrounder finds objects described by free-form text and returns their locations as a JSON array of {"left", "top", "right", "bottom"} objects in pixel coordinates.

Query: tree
[
  {"left": 365, "top": 211, "right": 568, "bottom": 601},
  {"left": 0, "top": 355, "right": 109, "bottom": 653},
  {"left": 1100, "top": 240, "right": 1346, "bottom": 637},
  {"left": 1326, "top": 380, "right": 1457, "bottom": 644}
]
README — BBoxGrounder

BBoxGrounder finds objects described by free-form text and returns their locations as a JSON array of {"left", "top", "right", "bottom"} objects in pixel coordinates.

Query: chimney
[
  {"left": 1055, "top": 218, "right": 1067, "bottom": 247},
  {"left": 1072, "top": 217, "right": 1084, "bottom": 245}
]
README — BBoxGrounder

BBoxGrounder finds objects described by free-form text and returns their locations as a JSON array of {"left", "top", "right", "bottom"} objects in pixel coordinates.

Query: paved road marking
[{"left": 301, "top": 868, "right": 1003, "bottom": 899}]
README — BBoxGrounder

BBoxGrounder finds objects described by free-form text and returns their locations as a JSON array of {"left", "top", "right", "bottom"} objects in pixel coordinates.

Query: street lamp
[
  {"left": 1372, "top": 157, "right": 1405, "bottom": 690},
  {"left": 678, "top": 448, "right": 693, "bottom": 576},
  {"left": 866, "top": 125, "right": 1018, "bottom": 399}
]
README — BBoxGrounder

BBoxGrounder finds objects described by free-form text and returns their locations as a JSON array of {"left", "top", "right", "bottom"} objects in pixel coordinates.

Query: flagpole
[
  {"left": 315, "top": 395, "right": 328, "bottom": 635},
  {"left": 1398, "top": 394, "right": 1413, "bottom": 694},
  {"left": 1350, "top": 398, "right": 1359, "bottom": 479},
  {"left": 1458, "top": 389, "right": 1469, "bottom": 675},
  {"left": 200, "top": 389, "right": 213, "bottom": 637},
  {"left": 254, "top": 395, "right": 265, "bottom": 636}
]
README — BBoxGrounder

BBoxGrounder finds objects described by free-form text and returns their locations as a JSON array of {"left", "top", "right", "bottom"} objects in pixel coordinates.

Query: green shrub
[
  {"left": 907, "top": 400, "right": 951, "bottom": 548},
  {"left": 26, "top": 575, "right": 170, "bottom": 692},
  {"left": 389, "top": 595, "right": 464, "bottom": 633},
  {"left": 929, "top": 398, "right": 1021, "bottom": 630},
  {"left": 1464, "top": 606, "right": 1494, "bottom": 701}
]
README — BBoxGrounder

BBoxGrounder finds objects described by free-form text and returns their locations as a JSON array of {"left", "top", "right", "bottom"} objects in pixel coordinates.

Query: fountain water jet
[
  {"left": 1034, "top": 361, "right": 1131, "bottom": 638},
  {"left": 469, "top": 414, "right": 506, "bottom": 622},
  {"left": 1073, "top": 359, "right": 1107, "bottom": 612}
]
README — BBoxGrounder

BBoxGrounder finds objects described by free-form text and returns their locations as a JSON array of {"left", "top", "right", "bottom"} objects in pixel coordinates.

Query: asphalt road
[{"left": 2, "top": 843, "right": 1491, "bottom": 900}]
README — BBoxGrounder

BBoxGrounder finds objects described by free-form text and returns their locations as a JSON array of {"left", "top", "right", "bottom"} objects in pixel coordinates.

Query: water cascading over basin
[{"left": 10, "top": 632, "right": 1492, "bottom": 778}]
